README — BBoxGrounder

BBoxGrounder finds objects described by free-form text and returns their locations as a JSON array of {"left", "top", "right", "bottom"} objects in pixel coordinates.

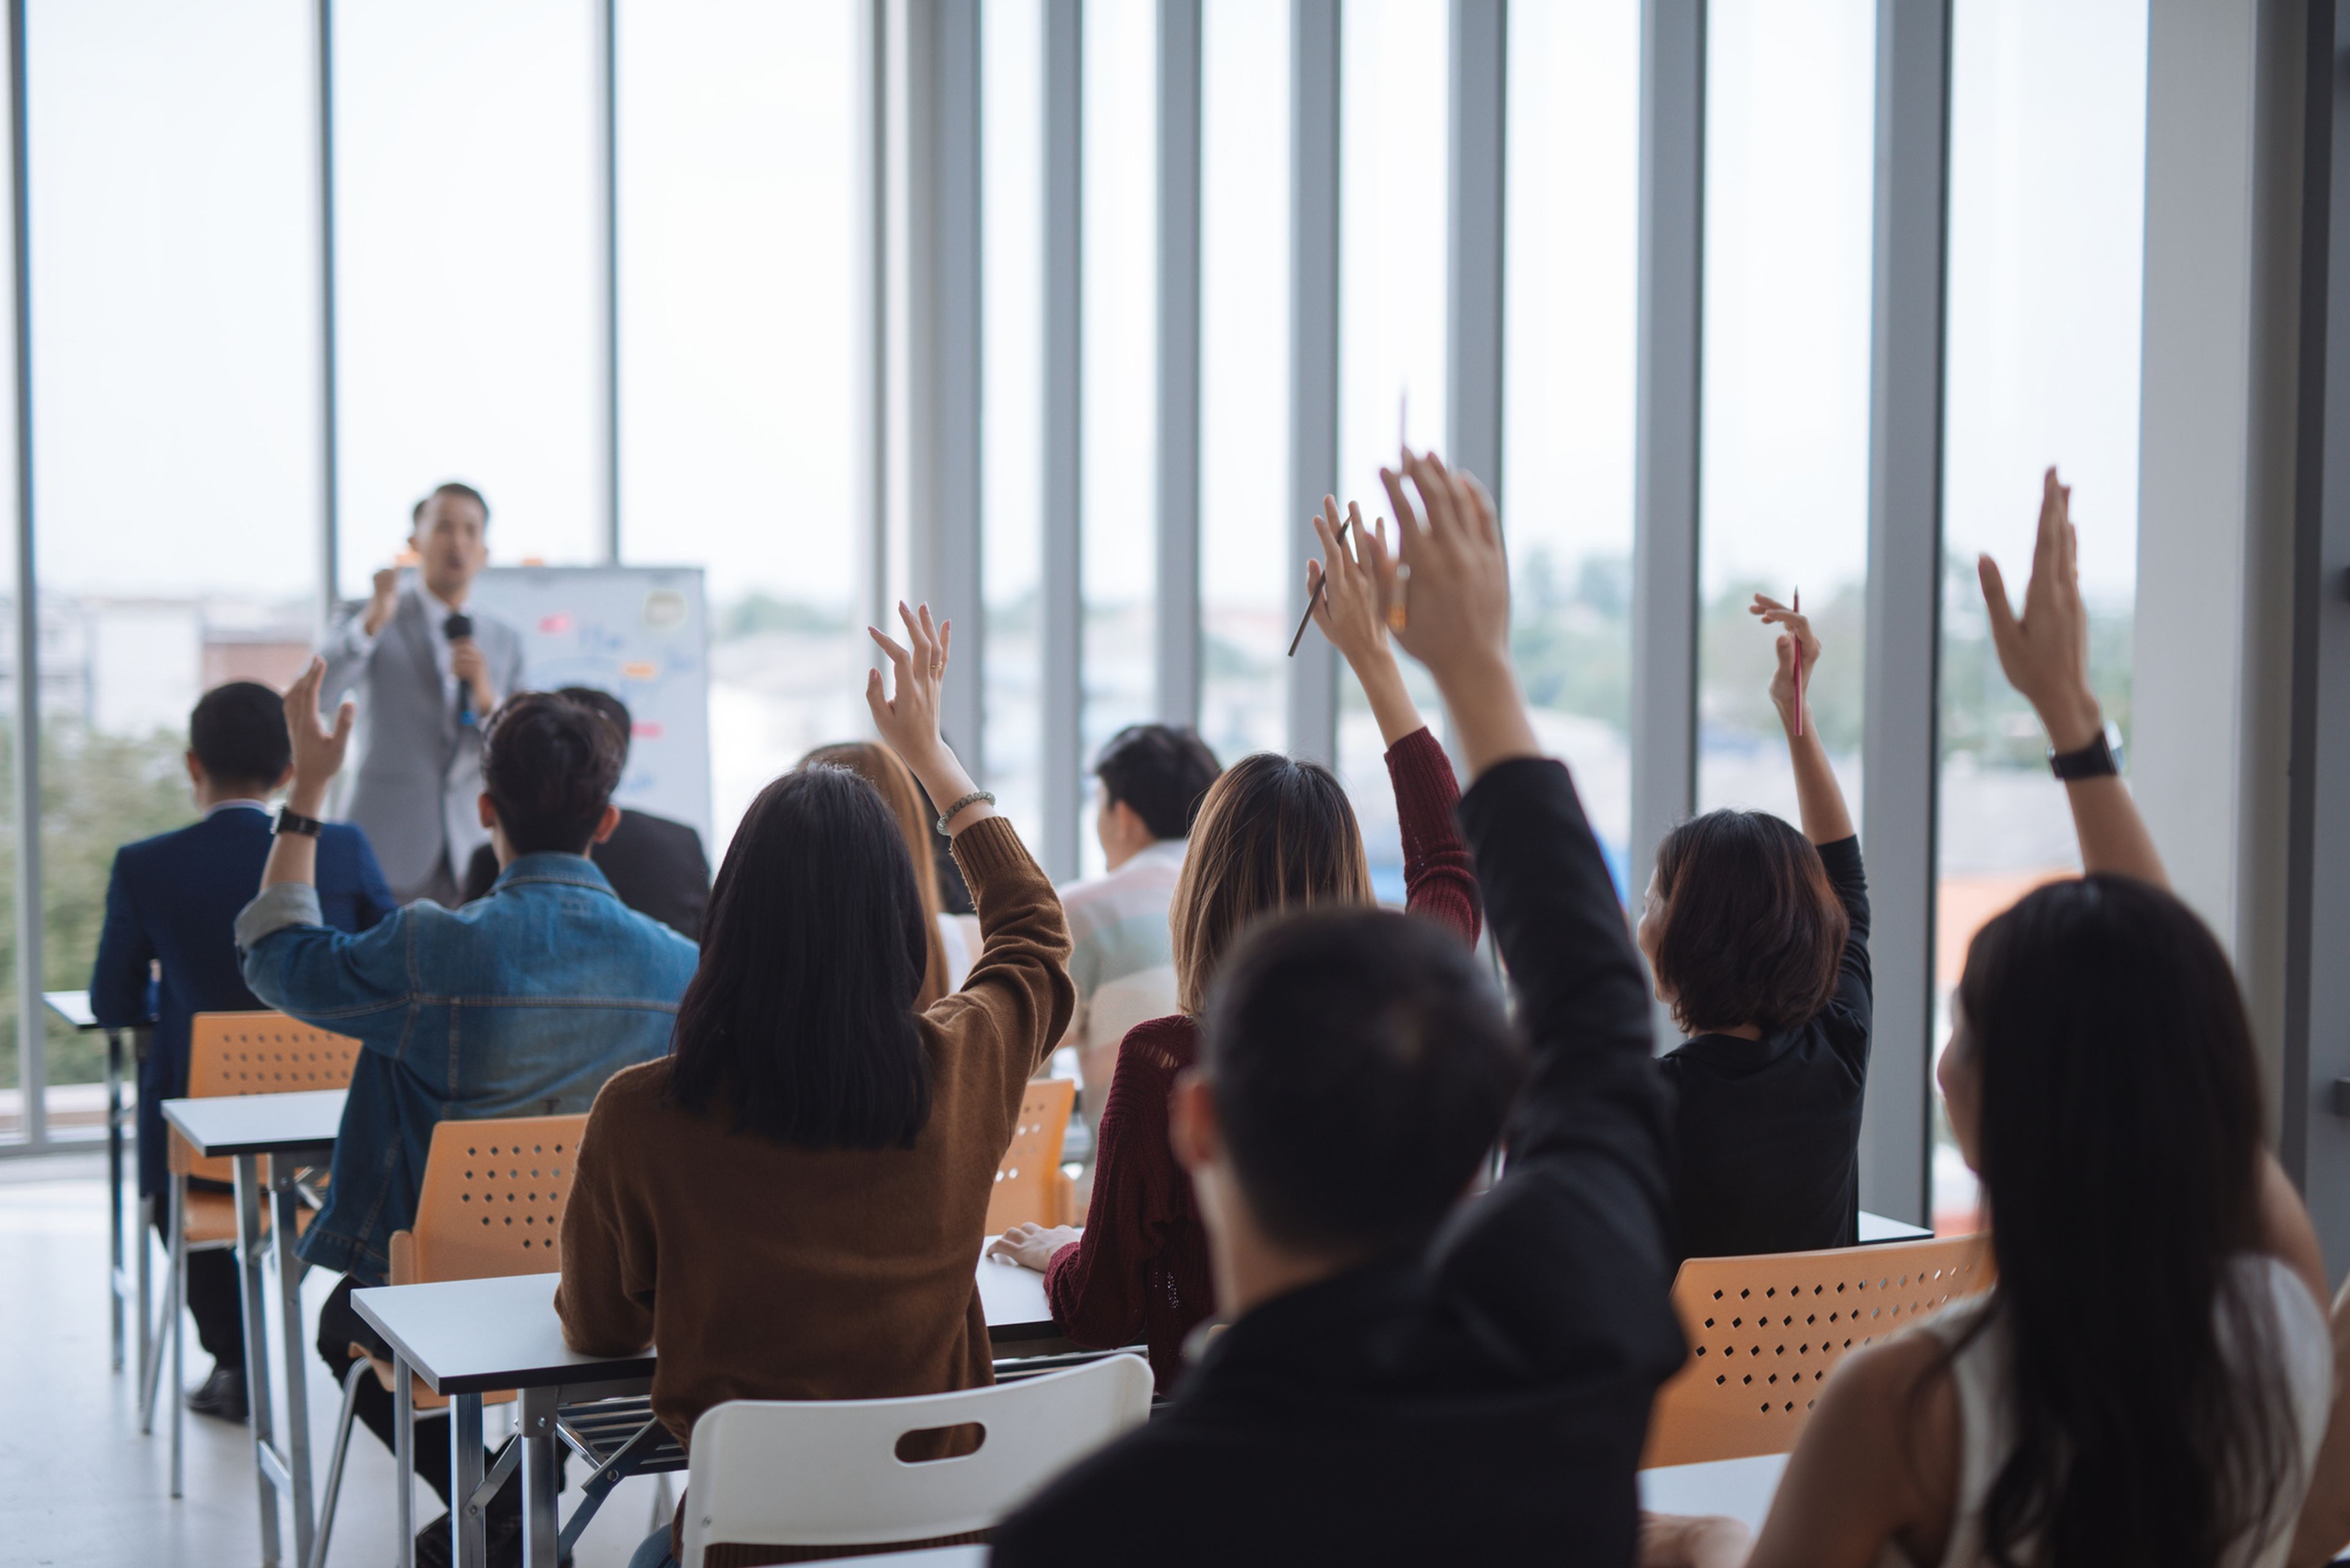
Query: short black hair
[
  {"left": 1094, "top": 723, "right": 1222, "bottom": 841},
  {"left": 416, "top": 480, "right": 490, "bottom": 525},
  {"left": 188, "top": 682, "right": 291, "bottom": 793},
  {"left": 1203, "top": 908, "right": 1524, "bottom": 1255},
  {"left": 480, "top": 691, "right": 622, "bottom": 854},
  {"left": 1651, "top": 810, "right": 1846, "bottom": 1034},
  {"left": 556, "top": 686, "right": 632, "bottom": 769}
]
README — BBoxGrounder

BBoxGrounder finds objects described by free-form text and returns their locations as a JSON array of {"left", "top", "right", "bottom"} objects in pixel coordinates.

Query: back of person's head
[
  {"left": 556, "top": 686, "right": 632, "bottom": 770},
  {"left": 800, "top": 741, "right": 950, "bottom": 1009},
  {"left": 1647, "top": 810, "right": 1845, "bottom": 1034},
  {"left": 1949, "top": 875, "right": 2294, "bottom": 1568},
  {"left": 1170, "top": 753, "right": 1371, "bottom": 1015},
  {"left": 480, "top": 691, "right": 622, "bottom": 855},
  {"left": 1094, "top": 723, "right": 1223, "bottom": 840},
  {"left": 189, "top": 681, "right": 291, "bottom": 795},
  {"left": 1202, "top": 908, "right": 1523, "bottom": 1256},
  {"left": 666, "top": 764, "right": 931, "bottom": 1149}
]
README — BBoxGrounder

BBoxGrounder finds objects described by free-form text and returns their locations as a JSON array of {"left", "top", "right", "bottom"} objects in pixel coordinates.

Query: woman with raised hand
[
  {"left": 558, "top": 602, "right": 1075, "bottom": 1568},
  {"left": 987, "top": 495, "right": 1481, "bottom": 1392},
  {"left": 1639, "top": 595, "right": 1870, "bottom": 1261},
  {"left": 799, "top": 739, "right": 969, "bottom": 1006},
  {"left": 1651, "top": 470, "right": 2337, "bottom": 1568}
]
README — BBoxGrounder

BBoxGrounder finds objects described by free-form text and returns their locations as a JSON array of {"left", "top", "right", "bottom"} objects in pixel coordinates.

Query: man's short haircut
[
  {"left": 417, "top": 480, "right": 490, "bottom": 525},
  {"left": 1203, "top": 908, "right": 1525, "bottom": 1256},
  {"left": 189, "top": 682, "right": 291, "bottom": 792},
  {"left": 556, "top": 686, "right": 632, "bottom": 769},
  {"left": 480, "top": 691, "right": 622, "bottom": 854},
  {"left": 1650, "top": 810, "right": 1846, "bottom": 1035},
  {"left": 1094, "top": 723, "right": 1222, "bottom": 842}
]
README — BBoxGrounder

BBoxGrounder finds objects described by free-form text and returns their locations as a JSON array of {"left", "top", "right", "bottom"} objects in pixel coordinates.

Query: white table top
[
  {"left": 1857, "top": 1209, "right": 1933, "bottom": 1243},
  {"left": 356, "top": 1247, "right": 1062, "bottom": 1396},
  {"left": 160, "top": 1089, "right": 346, "bottom": 1158},
  {"left": 1639, "top": 1452, "right": 1790, "bottom": 1533},
  {"left": 41, "top": 989, "right": 99, "bottom": 1029}
]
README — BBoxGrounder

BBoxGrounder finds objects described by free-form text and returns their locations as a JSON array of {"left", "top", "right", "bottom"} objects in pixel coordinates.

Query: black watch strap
[
  {"left": 2048, "top": 730, "right": 2119, "bottom": 782},
  {"left": 275, "top": 808, "right": 326, "bottom": 838}
]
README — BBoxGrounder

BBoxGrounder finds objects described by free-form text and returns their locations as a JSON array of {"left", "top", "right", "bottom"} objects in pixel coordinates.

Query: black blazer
[
  {"left": 463, "top": 807, "right": 710, "bottom": 940},
  {"left": 991, "top": 758, "right": 1685, "bottom": 1567}
]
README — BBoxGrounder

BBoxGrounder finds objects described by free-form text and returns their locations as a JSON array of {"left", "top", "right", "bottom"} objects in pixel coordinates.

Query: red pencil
[{"left": 1792, "top": 587, "right": 1804, "bottom": 737}]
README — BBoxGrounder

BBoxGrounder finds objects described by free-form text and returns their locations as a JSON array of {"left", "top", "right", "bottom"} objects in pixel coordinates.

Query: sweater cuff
[
  {"left": 948, "top": 814, "right": 1038, "bottom": 890},
  {"left": 236, "top": 882, "right": 324, "bottom": 952},
  {"left": 1384, "top": 725, "right": 1459, "bottom": 800}
]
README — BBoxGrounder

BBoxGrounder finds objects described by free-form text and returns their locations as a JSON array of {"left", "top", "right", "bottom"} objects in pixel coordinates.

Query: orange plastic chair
[
  {"left": 987, "top": 1078, "right": 1076, "bottom": 1234},
  {"left": 1641, "top": 1234, "right": 1994, "bottom": 1469},
  {"left": 314, "top": 1115, "right": 587, "bottom": 1565},
  {"left": 147, "top": 1011, "right": 360, "bottom": 1495}
]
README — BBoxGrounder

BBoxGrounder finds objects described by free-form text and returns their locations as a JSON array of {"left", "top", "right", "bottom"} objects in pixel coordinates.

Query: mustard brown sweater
[{"left": 555, "top": 816, "right": 1073, "bottom": 1558}]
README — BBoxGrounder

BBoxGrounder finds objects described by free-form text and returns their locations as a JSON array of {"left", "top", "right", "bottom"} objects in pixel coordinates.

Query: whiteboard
[{"left": 466, "top": 565, "right": 713, "bottom": 844}]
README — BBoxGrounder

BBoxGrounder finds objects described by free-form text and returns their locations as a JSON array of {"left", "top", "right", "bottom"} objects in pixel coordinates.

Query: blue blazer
[{"left": 90, "top": 805, "right": 397, "bottom": 1198}]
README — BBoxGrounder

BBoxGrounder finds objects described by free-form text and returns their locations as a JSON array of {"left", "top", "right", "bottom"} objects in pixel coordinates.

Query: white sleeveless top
[{"left": 1879, "top": 1255, "right": 2333, "bottom": 1568}]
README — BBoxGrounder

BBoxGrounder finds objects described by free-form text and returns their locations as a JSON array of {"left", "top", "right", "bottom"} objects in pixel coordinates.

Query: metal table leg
[
  {"left": 233, "top": 1154, "right": 282, "bottom": 1568},
  {"left": 519, "top": 1389, "right": 560, "bottom": 1568},
  {"left": 452, "top": 1392, "right": 488, "bottom": 1568},
  {"left": 272, "top": 1164, "right": 317, "bottom": 1565},
  {"left": 395, "top": 1354, "right": 416, "bottom": 1568},
  {"left": 106, "top": 1027, "right": 123, "bottom": 1370}
]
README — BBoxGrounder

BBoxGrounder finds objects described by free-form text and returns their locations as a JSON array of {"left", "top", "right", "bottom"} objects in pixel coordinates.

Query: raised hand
[
  {"left": 1306, "top": 496, "right": 1395, "bottom": 669},
  {"left": 282, "top": 656, "right": 355, "bottom": 813},
  {"left": 865, "top": 601, "right": 996, "bottom": 835},
  {"left": 1979, "top": 467, "right": 2102, "bottom": 751},
  {"left": 1750, "top": 593, "right": 1819, "bottom": 734},
  {"left": 364, "top": 565, "right": 401, "bottom": 637}
]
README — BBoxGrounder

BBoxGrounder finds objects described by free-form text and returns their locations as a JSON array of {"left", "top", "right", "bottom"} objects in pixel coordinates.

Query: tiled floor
[{"left": 0, "top": 1153, "right": 670, "bottom": 1567}]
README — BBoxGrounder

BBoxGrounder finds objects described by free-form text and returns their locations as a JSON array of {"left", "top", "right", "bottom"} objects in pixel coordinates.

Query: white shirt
[{"left": 204, "top": 798, "right": 271, "bottom": 818}]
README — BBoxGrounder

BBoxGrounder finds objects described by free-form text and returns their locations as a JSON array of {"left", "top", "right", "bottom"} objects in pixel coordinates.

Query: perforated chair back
[
  {"left": 985, "top": 1078, "right": 1074, "bottom": 1234},
  {"left": 171, "top": 1010, "right": 362, "bottom": 1185},
  {"left": 390, "top": 1114, "right": 589, "bottom": 1286},
  {"left": 1642, "top": 1234, "right": 1994, "bottom": 1469},
  {"left": 680, "top": 1353, "right": 1153, "bottom": 1567}
]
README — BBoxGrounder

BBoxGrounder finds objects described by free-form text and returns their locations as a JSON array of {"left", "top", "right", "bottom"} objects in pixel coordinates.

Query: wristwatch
[
  {"left": 274, "top": 808, "right": 326, "bottom": 838},
  {"left": 2047, "top": 728, "right": 2121, "bottom": 782}
]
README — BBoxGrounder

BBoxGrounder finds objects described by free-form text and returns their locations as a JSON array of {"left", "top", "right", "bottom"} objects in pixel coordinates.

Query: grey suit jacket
[{"left": 319, "top": 586, "right": 524, "bottom": 899}]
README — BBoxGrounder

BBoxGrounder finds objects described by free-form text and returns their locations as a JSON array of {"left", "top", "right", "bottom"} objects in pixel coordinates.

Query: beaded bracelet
[{"left": 935, "top": 790, "right": 996, "bottom": 835}]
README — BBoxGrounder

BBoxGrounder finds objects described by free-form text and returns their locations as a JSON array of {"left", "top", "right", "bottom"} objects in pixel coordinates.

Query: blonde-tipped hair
[
  {"left": 1169, "top": 753, "right": 1372, "bottom": 1016},
  {"left": 799, "top": 741, "right": 951, "bottom": 1009}
]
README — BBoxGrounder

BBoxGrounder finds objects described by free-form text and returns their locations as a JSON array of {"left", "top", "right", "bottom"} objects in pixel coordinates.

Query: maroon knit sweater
[{"left": 1042, "top": 726, "right": 1483, "bottom": 1390}]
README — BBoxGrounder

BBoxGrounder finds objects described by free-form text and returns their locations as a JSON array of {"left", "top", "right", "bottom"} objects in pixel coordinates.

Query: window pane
[
  {"left": 985, "top": 0, "right": 1046, "bottom": 834},
  {"left": 335, "top": 0, "right": 602, "bottom": 595},
  {"left": 1078, "top": 0, "right": 1156, "bottom": 876},
  {"left": 1197, "top": 0, "right": 1288, "bottom": 771},
  {"left": 1337, "top": 0, "right": 1447, "bottom": 903},
  {"left": 29, "top": 0, "right": 316, "bottom": 1108},
  {"left": 1934, "top": 0, "right": 2146, "bottom": 1230},
  {"left": 617, "top": 0, "right": 862, "bottom": 854},
  {"left": 1504, "top": 0, "right": 1640, "bottom": 897},
  {"left": 1696, "top": 0, "right": 1874, "bottom": 824}
]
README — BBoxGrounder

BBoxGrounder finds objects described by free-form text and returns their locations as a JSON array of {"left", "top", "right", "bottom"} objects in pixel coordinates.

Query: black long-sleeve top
[
  {"left": 1660, "top": 834, "right": 1873, "bottom": 1260},
  {"left": 991, "top": 756, "right": 1685, "bottom": 1567}
]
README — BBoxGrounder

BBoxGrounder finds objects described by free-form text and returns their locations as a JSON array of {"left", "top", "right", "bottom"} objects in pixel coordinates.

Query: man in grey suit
[{"left": 318, "top": 482, "right": 524, "bottom": 905}]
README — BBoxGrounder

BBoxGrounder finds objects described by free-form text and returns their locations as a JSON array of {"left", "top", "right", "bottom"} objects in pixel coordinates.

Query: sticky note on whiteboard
[{"left": 622, "top": 661, "right": 657, "bottom": 680}]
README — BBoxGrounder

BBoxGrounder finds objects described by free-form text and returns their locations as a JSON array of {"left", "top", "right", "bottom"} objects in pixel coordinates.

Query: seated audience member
[
  {"left": 90, "top": 680, "right": 395, "bottom": 1422},
  {"left": 1640, "top": 599, "right": 1869, "bottom": 1260},
  {"left": 460, "top": 685, "right": 710, "bottom": 938},
  {"left": 2292, "top": 1280, "right": 2350, "bottom": 1566},
  {"left": 556, "top": 603, "right": 1073, "bottom": 1568},
  {"left": 1652, "top": 471, "right": 2337, "bottom": 1568},
  {"left": 988, "top": 496, "right": 1480, "bottom": 1391},
  {"left": 1059, "top": 722, "right": 1222, "bottom": 1174},
  {"left": 799, "top": 738, "right": 969, "bottom": 1003},
  {"left": 991, "top": 448, "right": 1682, "bottom": 1565},
  {"left": 238, "top": 665, "right": 698, "bottom": 1568}
]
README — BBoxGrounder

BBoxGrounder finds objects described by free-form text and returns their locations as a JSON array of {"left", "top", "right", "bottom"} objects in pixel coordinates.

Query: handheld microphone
[{"left": 445, "top": 613, "right": 476, "bottom": 726}]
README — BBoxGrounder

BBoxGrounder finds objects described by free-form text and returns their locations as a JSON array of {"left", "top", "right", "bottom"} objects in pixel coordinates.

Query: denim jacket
[{"left": 236, "top": 853, "right": 700, "bottom": 1283}]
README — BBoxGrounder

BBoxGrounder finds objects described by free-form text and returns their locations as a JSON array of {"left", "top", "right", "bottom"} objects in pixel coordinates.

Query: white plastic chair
[{"left": 679, "top": 1353, "right": 1153, "bottom": 1567}]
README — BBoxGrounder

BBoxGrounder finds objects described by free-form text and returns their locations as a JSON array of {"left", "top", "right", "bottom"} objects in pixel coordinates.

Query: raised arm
[
  {"left": 1750, "top": 594, "right": 1853, "bottom": 845},
  {"left": 1980, "top": 468, "right": 2163, "bottom": 886}
]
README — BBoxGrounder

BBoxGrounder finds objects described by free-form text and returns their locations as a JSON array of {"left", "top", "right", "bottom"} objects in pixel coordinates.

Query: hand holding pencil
[{"left": 1750, "top": 592, "right": 1819, "bottom": 740}]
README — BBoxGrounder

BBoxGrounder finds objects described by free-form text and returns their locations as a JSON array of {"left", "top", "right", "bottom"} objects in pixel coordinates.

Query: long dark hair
[
  {"left": 666, "top": 764, "right": 933, "bottom": 1149},
  {"left": 1950, "top": 873, "right": 2294, "bottom": 1568},
  {"left": 800, "top": 741, "right": 951, "bottom": 1009}
]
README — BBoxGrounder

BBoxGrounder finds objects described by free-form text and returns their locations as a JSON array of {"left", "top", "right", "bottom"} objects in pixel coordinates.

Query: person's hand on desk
[
  {"left": 988, "top": 1223, "right": 1081, "bottom": 1274},
  {"left": 1640, "top": 1512, "right": 1753, "bottom": 1568}
]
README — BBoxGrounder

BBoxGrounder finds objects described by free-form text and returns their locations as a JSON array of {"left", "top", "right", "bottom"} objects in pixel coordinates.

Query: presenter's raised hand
[
  {"left": 282, "top": 656, "right": 354, "bottom": 817},
  {"left": 867, "top": 601, "right": 998, "bottom": 834},
  {"left": 1375, "top": 447, "right": 1537, "bottom": 777},
  {"left": 363, "top": 566, "right": 400, "bottom": 638}
]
